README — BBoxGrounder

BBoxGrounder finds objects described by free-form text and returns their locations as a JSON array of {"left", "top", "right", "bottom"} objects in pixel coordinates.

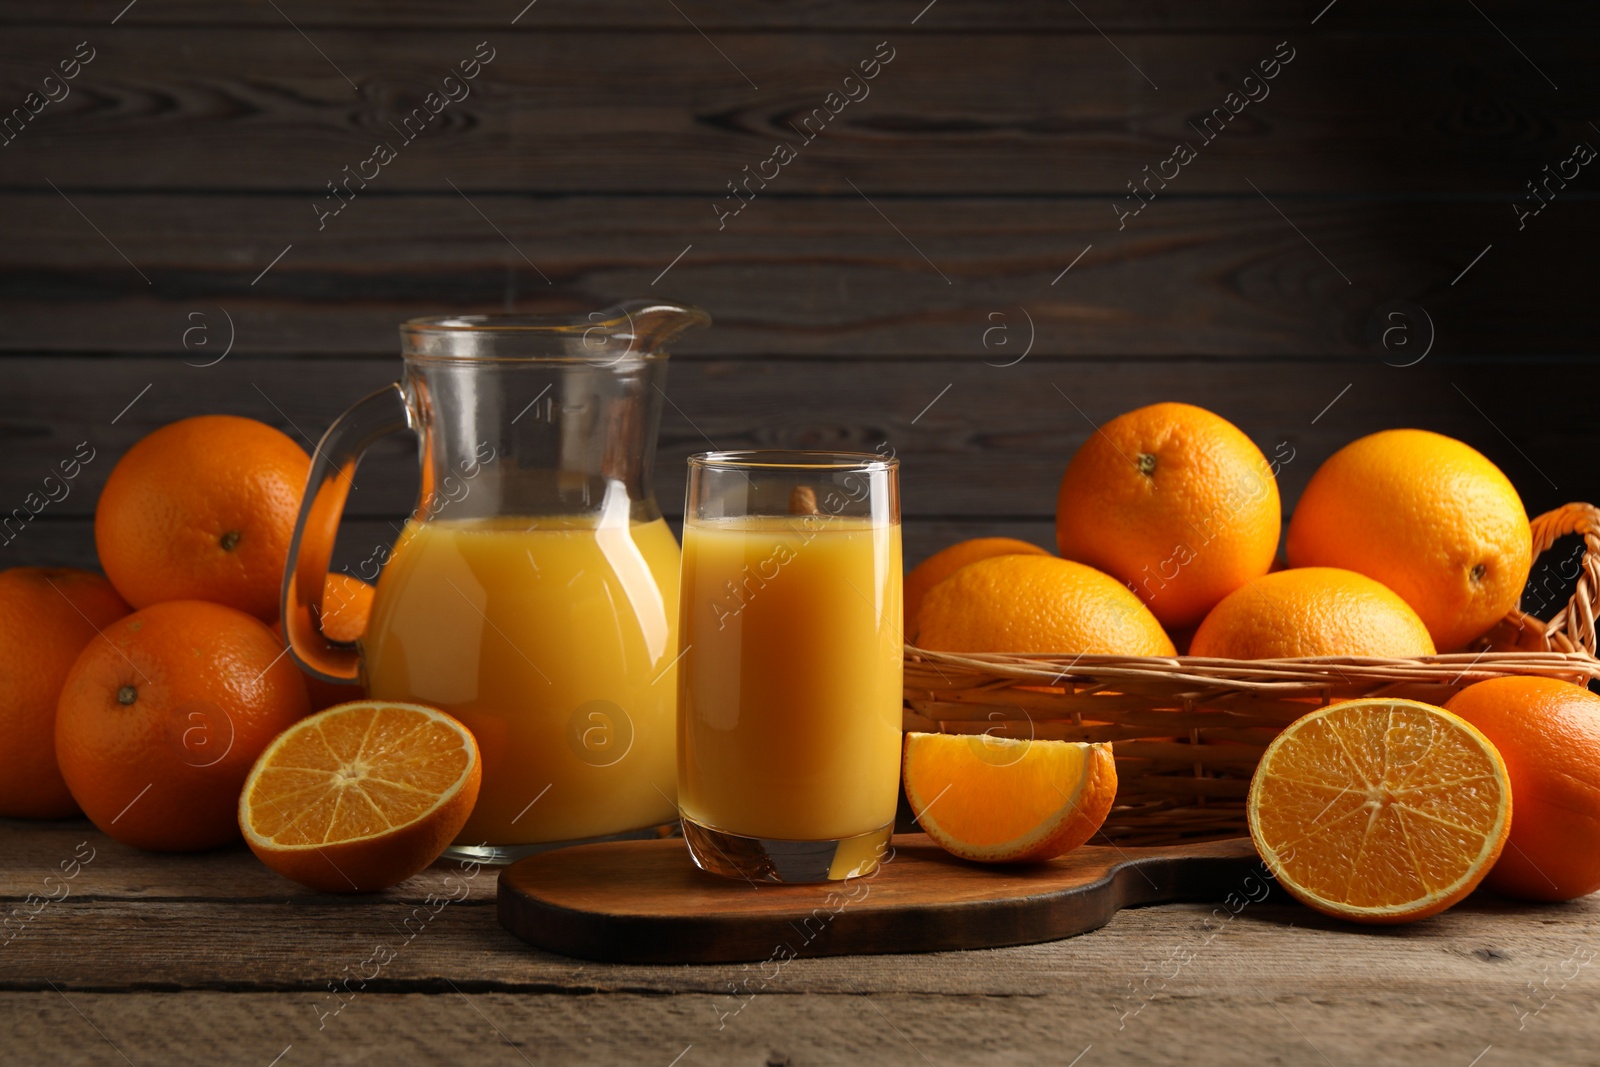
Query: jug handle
[{"left": 281, "top": 383, "right": 411, "bottom": 684}]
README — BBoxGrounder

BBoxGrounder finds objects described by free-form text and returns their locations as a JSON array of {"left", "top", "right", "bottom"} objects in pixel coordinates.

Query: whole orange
[
  {"left": 0, "top": 568, "right": 130, "bottom": 818},
  {"left": 917, "top": 554, "right": 1175, "bottom": 656},
  {"left": 95, "top": 415, "right": 310, "bottom": 621},
  {"left": 1286, "top": 429, "right": 1531, "bottom": 651},
  {"left": 1055, "top": 402, "right": 1281, "bottom": 630},
  {"left": 55, "top": 599, "right": 311, "bottom": 851},
  {"left": 1189, "top": 567, "right": 1436, "bottom": 660},
  {"left": 905, "top": 537, "right": 1048, "bottom": 640},
  {"left": 1444, "top": 676, "right": 1600, "bottom": 902}
]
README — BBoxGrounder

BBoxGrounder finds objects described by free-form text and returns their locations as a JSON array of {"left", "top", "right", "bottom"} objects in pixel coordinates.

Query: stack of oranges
[
  {"left": 904, "top": 401, "right": 1600, "bottom": 921},
  {"left": 1, "top": 413, "right": 483, "bottom": 892},
  {"left": 2, "top": 414, "right": 482, "bottom": 892},
  {"left": 0, "top": 418, "right": 392, "bottom": 851},
  {"left": 908, "top": 401, "right": 1531, "bottom": 661}
]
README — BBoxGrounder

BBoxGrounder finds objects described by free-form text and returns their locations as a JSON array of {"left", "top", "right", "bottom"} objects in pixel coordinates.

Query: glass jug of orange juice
[{"left": 281, "top": 301, "right": 709, "bottom": 863}]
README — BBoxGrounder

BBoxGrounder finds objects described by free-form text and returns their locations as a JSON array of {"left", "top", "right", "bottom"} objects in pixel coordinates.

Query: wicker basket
[{"left": 903, "top": 502, "right": 1600, "bottom": 845}]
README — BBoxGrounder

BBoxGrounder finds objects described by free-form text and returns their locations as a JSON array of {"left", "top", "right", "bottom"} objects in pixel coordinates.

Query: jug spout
[{"left": 607, "top": 300, "right": 711, "bottom": 354}]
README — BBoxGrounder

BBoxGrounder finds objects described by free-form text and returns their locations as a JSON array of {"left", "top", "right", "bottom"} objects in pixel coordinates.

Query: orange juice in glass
[
  {"left": 677, "top": 451, "right": 902, "bottom": 882},
  {"left": 281, "top": 302, "right": 709, "bottom": 864}
]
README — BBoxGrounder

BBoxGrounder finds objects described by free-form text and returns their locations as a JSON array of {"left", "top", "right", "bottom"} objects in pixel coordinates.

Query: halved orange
[
  {"left": 903, "top": 731, "right": 1117, "bottom": 863},
  {"left": 1247, "top": 698, "right": 1511, "bottom": 924},
  {"left": 239, "top": 701, "right": 481, "bottom": 893}
]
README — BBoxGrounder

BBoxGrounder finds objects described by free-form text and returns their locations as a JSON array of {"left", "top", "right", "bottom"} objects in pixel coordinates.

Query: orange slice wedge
[
  {"left": 239, "top": 701, "right": 481, "bottom": 893},
  {"left": 1247, "top": 698, "right": 1511, "bottom": 924},
  {"left": 902, "top": 732, "right": 1117, "bottom": 863}
]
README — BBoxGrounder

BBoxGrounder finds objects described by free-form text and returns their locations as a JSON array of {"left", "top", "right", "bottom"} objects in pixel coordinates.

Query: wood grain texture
[
  {"left": 0, "top": 30, "right": 1587, "bottom": 195},
  {"left": 5, "top": 988, "right": 1600, "bottom": 1067},
  {"left": 4, "top": 890, "right": 1596, "bottom": 998},
  {"left": 497, "top": 836, "right": 1265, "bottom": 963},
  {"left": 3, "top": 815, "right": 1597, "bottom": 999},
  {"left": 16, "top": 0, "right": 1588, "bottom": 30},
  {"left": 2, "top": 193, "right": 1588, "bottom": 357},
  {"left": 0, "top": 358, "right": 1589, "bottom": 525},
  {"left": 9, "top": 893, "right": 1594, "bottom": 996},
  {"left": 0, "top": 820, "right": 496, "bottom": 904},
  {"left": 4, "top": 816, "right": 1596, "bottom": 1065}
]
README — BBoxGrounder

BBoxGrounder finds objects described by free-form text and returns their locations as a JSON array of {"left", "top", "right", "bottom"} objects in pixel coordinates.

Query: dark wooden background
[
  {"left": 4, "top": 7, "right": 1600, "bottom": 1065},
  {"left": 2, "top": 0, "right": 1596, "bottom": 575}
]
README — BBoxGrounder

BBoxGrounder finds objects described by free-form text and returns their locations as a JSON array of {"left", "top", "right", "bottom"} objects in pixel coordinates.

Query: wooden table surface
[{"left": 4, "top": 820, "right": 1598, "bottom": 1066}]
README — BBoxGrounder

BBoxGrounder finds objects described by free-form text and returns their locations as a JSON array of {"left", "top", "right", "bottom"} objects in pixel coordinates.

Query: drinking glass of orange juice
[
  {"left": 281, "top": 302, "right": 709, "bottom": 864},
  {"left": 677, "top": 451, "right": 902, "bottom": 882}
]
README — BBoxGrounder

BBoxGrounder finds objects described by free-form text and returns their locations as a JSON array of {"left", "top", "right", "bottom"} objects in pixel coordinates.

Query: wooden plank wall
[{"left": 1, "top": 1, "right": 1595, "bottom": 574}]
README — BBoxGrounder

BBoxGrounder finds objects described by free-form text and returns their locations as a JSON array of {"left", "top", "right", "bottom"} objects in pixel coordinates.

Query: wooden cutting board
[{"left": 497, "top": 834, "right": 1272, "bottom": 963}]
